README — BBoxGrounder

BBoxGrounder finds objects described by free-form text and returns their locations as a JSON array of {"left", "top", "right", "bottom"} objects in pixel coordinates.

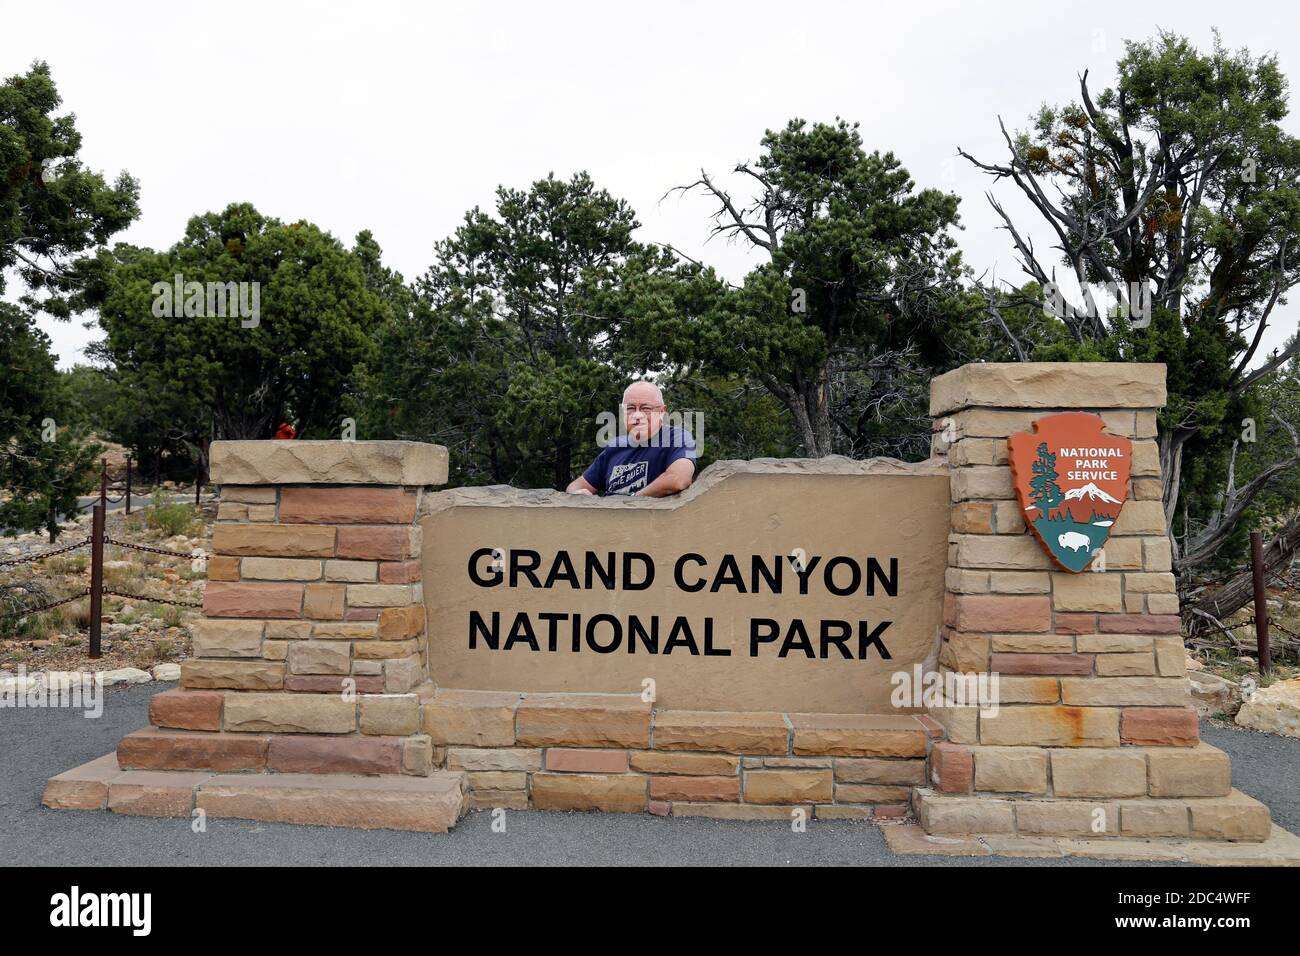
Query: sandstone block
[
  {"left": 743, "top": 769, "right": 833, "bottom": 804},
  {"left": 785, "top": 712, "right": 930, "bottom": 759},
  {"left": 324, "top": 559, "right": 379, "bottom": 582},
  {"left": 288, "top": 640, "right": 351, "bottom": 675},
  {"left": 988, "top": 571, "right": 1051, "bottom": 594},
  {"left": 379, "top": 560, "right": 423, "bottom": 584},
  {"left": 1051, "top": 573, "right": 1123, "bottom": 613},
  {"left": 545, "top": 748, "right": 630, "bottom": 773},
  {"left": 279, "top": 486, "right": 417, "bottom": 524},
  {"left": 979, "top": 705, "right": 1119, "bottom": 747},
  {"left": 240, "top": 557, "right": 322, "bottom": 581},
  {"left": 41, "top": 753, "right": 120, "bottom": 810},
  {"left": 1118, "top": 800, "right": 1190, "bottom": 838},
  {"left": 649, "top": 775, "right": 741, "bottom": 802},
  {"left": 191, "top": 619, "right": 264, "bottom": 658},
  {"left": 531, "top": 773, "right": 647, "bottom": 812},
  {"left": 834, "top": 758, "right": 926, "bottom": 786},
  {"left": 222, "top": 692, "right": 357, "bottom": 734},
  {"left": 266, "top": 734, "right": 402, "bottom": 774},
  {"left": 207, "top": 555, "right": 240, "bottom": 581},
  {"left": 360, "top": 693, "right": 420, "bottom": 736},
  {"left": 914, "top": 789, "right": 1016, "bottom": 834},
  {"left": 303, "top": 583, "right": 345, "bottom": 620},
  {"left": 1060, "top": 677, "right": 1190, "bottom": 707},
  {"left": 1147, "top": 745, "right": 1231, "bottom": 797},
  {"left": 989, "top": 653, "right": 1093, "bottom": 676},
  {"left": 1051, "top": 749, "right": 1148, "bottom": 797},
  {"left": 379, "top": 605, "right": 426, "bottom": 640},
  {"left": 1120, "top": 706, "right": 1199, "bottom": 746},
  {"left": 946, "top": 594, "right": 1052, "bottom": 632},
  {"left": 213, "top": 524, "right": 335, "bottom": 558},
  {"left": 929, "top": 742, "right": 973, "bottom": 793},
  {"left": 1095, "top": 652, "right": 1156, "bottom": 676},
  {"left": 149, "top": 689, "right": 223, "bottom": 731},
  {"left": 1015, "top": 799, "right": 1119, "bottom": 836},
  {"left": 195, "top": 770, "right": 463, "bottom": 832},
  {"left": 445, "top": 748, "right": 542, "bottom": 772},
  {"left": 202, "top": 583, "right": 303, "bottom": 619},
  {"left": 209, "top": 440, "right": 447, "bottom": 486},
  {"left": 929, "top": 363, "right": 1165, "bottom": 416},
  {"left": 422, "top": 689, "right": 520, "bottom": 746},
  {"left": 181, "top": 660, "right": 285, "bottom": 691},
  {"left": 833, "top": 784, "right": 911, "bottom": 803},
  {"left": 346, "top": 584, "right": 414, "bottom": 607},
  {"left": 629, "top": 752, "right": 740, "bottom": 776},
  {"left": 516, "top": 694, "right": 651, "bottom": 748},
  {"left": 117, "top": 728, "right": 269, "bottom": 771},
  {"left": 973, "top": 747, "right": 1049, "bottom": 794},
  {"left": 337, "top": 526, "right": 412, "bottom": 560},
  {"left": 107, "top": 770, "right": 210, "bottom": 816}
]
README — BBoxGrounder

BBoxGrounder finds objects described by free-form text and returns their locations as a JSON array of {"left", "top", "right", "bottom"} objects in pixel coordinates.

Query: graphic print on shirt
[{"left": 606, "top": 460, "right": 650, "bottom": 495}]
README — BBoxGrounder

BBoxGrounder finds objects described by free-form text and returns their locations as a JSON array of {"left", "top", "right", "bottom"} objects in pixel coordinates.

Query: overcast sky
[{"left": 3, "top": 0, "right": 1297, "bottom": 368}]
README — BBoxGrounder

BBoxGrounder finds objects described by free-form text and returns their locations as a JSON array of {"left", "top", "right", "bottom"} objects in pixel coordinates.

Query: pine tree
[{"left": 1028, "top": 442, "right": 1065, "bottom": 516}]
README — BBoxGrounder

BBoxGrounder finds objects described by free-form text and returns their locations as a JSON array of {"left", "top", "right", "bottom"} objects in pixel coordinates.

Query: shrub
[{"left": 143, "top": 491, "right": 199, "bottom": 537}]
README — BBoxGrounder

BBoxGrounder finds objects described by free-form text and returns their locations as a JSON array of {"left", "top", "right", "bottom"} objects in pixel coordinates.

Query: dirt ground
[{"left": 0, "top": 499, "right": 212, "bottom": 672}]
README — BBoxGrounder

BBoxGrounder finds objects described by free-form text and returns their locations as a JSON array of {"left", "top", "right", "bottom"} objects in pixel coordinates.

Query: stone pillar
[
  {"left": 920, "top": 363, "right": 1271, "bottom": 842},
  {"left": 130, "top": 440, "right": 448, "bottom": 777}
]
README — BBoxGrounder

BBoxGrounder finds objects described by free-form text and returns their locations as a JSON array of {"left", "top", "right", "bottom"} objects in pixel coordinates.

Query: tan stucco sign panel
[{"left": 421, "top": 462, "right": 949, "bottom": 712}]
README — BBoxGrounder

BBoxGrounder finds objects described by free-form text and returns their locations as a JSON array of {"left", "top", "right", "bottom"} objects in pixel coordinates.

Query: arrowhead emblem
[{"left": 1008, "top": 412, "right": 1132, "bottom": 573}]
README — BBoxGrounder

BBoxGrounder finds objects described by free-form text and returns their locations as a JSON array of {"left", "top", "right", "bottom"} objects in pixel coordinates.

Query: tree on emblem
[{"left": 1028, "top": 442, "right": 1064, "bottom": 516}]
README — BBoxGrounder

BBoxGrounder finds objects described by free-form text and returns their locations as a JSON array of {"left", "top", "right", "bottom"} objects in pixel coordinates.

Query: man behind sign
[{"left": 566, "top": 381, "right": 697, "bottom": 498}]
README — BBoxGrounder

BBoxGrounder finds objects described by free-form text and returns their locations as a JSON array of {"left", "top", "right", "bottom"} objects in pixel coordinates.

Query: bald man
[{"left": 566, "top": 381, "right": 698, "bottom": 497}]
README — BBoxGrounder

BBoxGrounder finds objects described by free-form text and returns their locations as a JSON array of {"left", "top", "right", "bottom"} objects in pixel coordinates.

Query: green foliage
[
  {"left": 673, "top": 119, "right": 975, "bottom": 458},
  {"left": 96, "top": 205, "right": 388, "bottom": 462},
  {"left": 977, "top": 31, "right": 1300, "bottom": 569},
  {"left": 356, "top": 172, "right": 698, "bottom": 488},
  {"left": 142, "top": 490, "right": 199, "bottom": 538},
  {"left": 0, "top": 304, "right": 101, "bottom": 539},
  {"left": 0, "top": 61, "right": 139, "bottom": 317}
]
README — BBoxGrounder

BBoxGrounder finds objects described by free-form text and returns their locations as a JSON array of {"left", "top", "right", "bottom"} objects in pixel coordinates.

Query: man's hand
[
  {"left": 566, "top": 475, "right": 598, "bottom": 495},
  {"left": 634, "top": 458, "right": 695, "bottom": 498}
]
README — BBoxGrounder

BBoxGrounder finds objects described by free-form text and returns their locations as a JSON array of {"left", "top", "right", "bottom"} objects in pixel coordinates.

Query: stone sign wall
[
  {"left": 419, "top": 458, "right": 951, "bottom": 713},
  {"left": 42, "top": 362, "right": 1283, "bottom": 850}
]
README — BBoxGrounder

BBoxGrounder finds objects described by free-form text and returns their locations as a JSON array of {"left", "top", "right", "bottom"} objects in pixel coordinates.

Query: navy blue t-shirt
[{"left": 582, "top": 426, "right": 698, "bottom": 496}]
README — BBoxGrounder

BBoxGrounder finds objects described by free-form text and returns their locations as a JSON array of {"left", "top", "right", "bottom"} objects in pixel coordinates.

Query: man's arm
[
  {"left": 566, "top": 474, "right": 598, "bottom": 496},
  {"left": 634, "top": 458, "right": 695, "bottom": 498}
]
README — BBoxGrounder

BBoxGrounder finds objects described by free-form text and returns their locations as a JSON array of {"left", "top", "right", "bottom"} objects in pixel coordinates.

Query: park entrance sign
[
  {"left": 41, "top": 361, "right": 1291, "bottom": 861},
  {"left": 419, "top": 460, "right": 950, "bottom": 713},
  {"left": 1009, "top": 412, "right": 1132, "bottom": 573}
]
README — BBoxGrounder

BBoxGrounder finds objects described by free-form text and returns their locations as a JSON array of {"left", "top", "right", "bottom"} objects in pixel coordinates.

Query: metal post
[
  {"left": 125, "top": 454, "right": 132, "bottom": 515},
  {"left": 1250, "top": 531, "right": 1270, "bottom": 674},
  {"left": 89, "top": 502, "right": 105, "bottom": 659},
  {"left": 99, "top": 457, "right": 108, "bottom": 509}
]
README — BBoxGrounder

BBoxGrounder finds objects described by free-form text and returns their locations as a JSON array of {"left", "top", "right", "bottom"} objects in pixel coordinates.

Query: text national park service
[{"left": 463, "top": 548, "right": 900, "bottom": 660}]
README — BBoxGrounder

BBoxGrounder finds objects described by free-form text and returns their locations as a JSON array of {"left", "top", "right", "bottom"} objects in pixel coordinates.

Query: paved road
[
  {"left": 73, "top": 493, "right": 214, "bottom": 515},
  {"left": 2, "top": 683, "right": 1295, "bottom": 866}
]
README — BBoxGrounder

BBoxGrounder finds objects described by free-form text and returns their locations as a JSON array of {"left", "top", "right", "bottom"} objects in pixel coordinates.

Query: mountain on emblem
[{"left": 1007, "top": 412, "right": 1132, "bottom": 573}]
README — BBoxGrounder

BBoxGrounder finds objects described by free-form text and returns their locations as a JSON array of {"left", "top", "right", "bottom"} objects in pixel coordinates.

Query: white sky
[{"left": 3, "top": 0, "right": 1297, "bottom": 368}]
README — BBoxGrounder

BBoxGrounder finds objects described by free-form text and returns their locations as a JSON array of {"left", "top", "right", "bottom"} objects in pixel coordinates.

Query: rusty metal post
[
  {"left": 1250, "top": 531, "right": 1270, "bottom": 674},
  {"left": 125, "top": 454, "right": 132, "bottom": 515},
  {"left": 89, "top": 502, "right": 105, "bottom": 659},
  {"left": 99, "top": 456, "right": 107, "bottom": 509}
]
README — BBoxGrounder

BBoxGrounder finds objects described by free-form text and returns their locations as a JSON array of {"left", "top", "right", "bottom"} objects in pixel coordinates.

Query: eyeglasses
[{"left": 622, "top": 404, "right": 664, "bottom": 415}]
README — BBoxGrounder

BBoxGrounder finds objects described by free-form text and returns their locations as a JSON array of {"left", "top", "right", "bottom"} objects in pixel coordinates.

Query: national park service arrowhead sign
[{"left": 1008, "top": 412, "right": 1131, "bottom": 573}]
